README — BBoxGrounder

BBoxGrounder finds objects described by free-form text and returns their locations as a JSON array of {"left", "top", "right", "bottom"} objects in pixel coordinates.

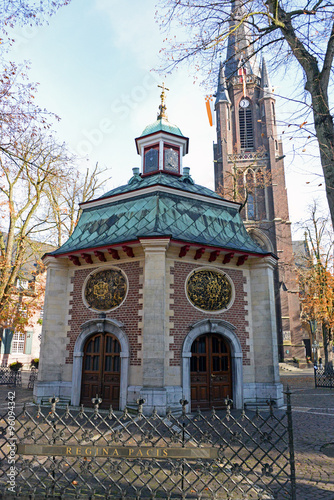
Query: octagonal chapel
[{"left": 35, "top": 93, "right": 283, "bottom": 413}]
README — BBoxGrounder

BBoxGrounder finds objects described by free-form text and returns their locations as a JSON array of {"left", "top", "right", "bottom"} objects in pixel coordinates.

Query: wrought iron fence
[
  {"left": 0, "top": 367, "right": 21, "bottom": 387},
  {"left": 27, "top": 368, "right": 38, "bottom": 390},
  {"left": 314, "top": 366, "right": 334, "bottom": 388},
  {"left": 0, "top": 390, "right": 296, "bottom": 499}
]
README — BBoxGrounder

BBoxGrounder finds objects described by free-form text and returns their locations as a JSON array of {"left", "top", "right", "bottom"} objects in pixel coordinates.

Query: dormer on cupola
[{"left": 135, "top": 84, "right": 189, "bottom": 176}]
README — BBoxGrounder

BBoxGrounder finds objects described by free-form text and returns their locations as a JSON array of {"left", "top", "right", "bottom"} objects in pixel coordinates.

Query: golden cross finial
[{"left": 157, "top": 82, "right": 169, "bottom": 119}]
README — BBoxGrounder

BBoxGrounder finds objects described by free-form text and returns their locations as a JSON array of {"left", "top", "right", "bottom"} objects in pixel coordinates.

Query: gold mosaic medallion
[
  {"left": 84, "top": 269, "right": 127, "bottom": 311},
  {"left": 186, "top": 269, "right": 232, "bottom": 312}
]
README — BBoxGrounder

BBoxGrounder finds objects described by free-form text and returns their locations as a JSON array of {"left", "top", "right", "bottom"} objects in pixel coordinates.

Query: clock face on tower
[
  {"left": 164, "top": 147, "right": 179, "bottom": 173},
  {"left": 240, "top": 98, "right": 250, "bottom": 108}
]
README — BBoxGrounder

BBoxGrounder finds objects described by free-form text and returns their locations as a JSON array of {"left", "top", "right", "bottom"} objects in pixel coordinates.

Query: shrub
[
  {"left": 9, "top": 361, "right": 23, "bottom": 371},
  {"left": 30, "top": 358, "right": 39, "bottom": 369}
]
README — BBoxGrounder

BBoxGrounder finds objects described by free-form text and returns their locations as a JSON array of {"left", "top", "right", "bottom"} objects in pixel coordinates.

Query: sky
[{"left": 8, "top": 0, "right": 328, "bottom": 239}]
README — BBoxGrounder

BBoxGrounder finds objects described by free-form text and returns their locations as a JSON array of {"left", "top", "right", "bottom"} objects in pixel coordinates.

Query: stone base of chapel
[
  {"left": 33, "top": 381, "right": 72, "bottom": 403},
  {"left": 243, "top": 382, "right": 284, "bottom": 408},
  {"left": 127, "top": 385, "right": 183, "bottom": 415},
  {"left": 33, "top": 380, "right": 284, "bottom": 412}
]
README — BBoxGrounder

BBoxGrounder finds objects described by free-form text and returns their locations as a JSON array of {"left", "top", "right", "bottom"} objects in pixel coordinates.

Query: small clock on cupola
[{"left": 135, "top": 83, "right": 189, "bottom": 176}]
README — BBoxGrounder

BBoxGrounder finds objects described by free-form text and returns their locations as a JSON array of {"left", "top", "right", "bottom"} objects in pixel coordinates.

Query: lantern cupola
[{"left": 135, "top": 84, "right": 189, "bottom": 176}]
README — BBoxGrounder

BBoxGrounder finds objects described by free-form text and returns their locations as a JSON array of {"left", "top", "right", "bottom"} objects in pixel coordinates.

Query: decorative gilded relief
[
  {"left": 186, "top": 269, "right": 232, "bottom": 312},
  {"left": 84, "top": 269, "right": 127, "bottom": 311}
]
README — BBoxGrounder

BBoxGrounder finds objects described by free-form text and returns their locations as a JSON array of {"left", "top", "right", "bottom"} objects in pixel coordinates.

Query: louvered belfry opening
[{"left": 239, "top": 106, "right": 254, "bottom": 149}]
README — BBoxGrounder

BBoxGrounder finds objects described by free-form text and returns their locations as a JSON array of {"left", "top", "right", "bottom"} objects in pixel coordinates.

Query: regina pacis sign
[{"left": 16, "top": 444, "right": 219, "bottom": 459}]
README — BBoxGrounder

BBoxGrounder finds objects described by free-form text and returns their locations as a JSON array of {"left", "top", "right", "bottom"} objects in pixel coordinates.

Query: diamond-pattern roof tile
[
  {"left": 99, "top": 172, "right": 224, "bottom": 201},
  {"left": 51, "top": 182, "right": 267, "bottom": 256}
]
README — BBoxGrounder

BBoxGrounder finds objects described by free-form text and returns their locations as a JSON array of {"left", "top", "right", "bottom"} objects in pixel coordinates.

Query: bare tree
[
  {"left": 0, "top": 122, "right": 71, "bottom": 330},
  {"left": 158, "top": 0, "right": 334, "bottom": 226},
  {"left": 46, "top": 163, "right": 110, "bottom": 247},
  {"left": 0, "top": 0, "right": 71, "bottom": 48},
  {"left": 298, "top": 203, "right": 334, "bottom": 367}
]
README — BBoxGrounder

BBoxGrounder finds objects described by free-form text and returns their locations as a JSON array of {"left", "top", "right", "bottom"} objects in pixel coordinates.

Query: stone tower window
[
  {"left": 245, "top": 169, "right": 255, "bottom": 219},
  {"left": 244, "top": 168, "right": 267, "bottom": 220},
  {"left": 272, "top": 102, "right": 276, "bottom": 125}
]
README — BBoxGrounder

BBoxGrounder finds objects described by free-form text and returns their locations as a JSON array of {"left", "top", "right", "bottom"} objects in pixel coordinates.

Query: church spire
[
  {"left": 215, "top": 62, "right": 231, "bottom": 105},
  {"left": 260, "top": 57, "right": 273, "bottom": 98},
  {"left": 225, "top": 0, "right": 259, "bottom": 81}
]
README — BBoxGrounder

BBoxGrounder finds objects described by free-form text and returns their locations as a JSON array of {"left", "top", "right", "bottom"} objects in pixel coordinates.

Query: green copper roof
[
  {"left": 51, "top": 173, "right": 267, "bottom": 256},
  {"left": 99, "top": 172, "right": 223, "bottom": 200},
  {"left": 140, "top": 117, "right": 184, "bottom": 137}
]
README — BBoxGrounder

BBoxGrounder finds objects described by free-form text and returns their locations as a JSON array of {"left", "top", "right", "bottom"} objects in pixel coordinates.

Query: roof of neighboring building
[{"left": 51, "top": 171, "right": 268, "bottom": 257}]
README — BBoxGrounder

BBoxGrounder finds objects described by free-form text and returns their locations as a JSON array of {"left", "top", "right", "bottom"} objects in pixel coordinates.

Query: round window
[
  {"left": 186, "top": 268, "right": 233, "bottom": 312},
  {"left": 84, "top": 268, "right": 127, "bottom": 312}
]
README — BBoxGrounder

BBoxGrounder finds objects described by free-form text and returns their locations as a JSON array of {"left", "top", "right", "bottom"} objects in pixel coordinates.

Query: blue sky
[{"left": 9, "top": 0, "right": 327, "bottom": 237}]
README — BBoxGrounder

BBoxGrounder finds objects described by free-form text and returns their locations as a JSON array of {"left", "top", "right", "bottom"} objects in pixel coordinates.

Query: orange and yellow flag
[{"left": 205, "top": 95, "right": 215, "bottom": 127}]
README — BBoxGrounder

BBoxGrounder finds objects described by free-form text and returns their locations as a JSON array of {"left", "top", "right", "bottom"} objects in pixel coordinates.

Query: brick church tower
[{"left": 213, "top": 1, "right": 305, "bottom": 361}]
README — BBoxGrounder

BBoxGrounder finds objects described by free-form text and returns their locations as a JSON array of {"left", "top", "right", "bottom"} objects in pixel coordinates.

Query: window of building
[
  {"left": 144, "top": 145, "right": 159, "bottom": 174},
  {"left": 17, "top": 279, "right": 29, "bottom": 290},
  {"left": 239, "top": 104, "right": 254, "bottom": 150},
  {"left": 255, "top": 169, "right": 267, "bottom": 220},
  {"left": 247, "top": 194, "right": 255, "bottom": 219},
  {"left": 245, "top": 169, "right": 255, "bottom": 219},
  {"left": 272, "top": 102, "right": 276, "bottom": 125},
  {"left": 261, "top": 104, "right": 265, "bottom": 118},
  {"left": 11, "top": 332, "right": 25, "bottom": 354}
]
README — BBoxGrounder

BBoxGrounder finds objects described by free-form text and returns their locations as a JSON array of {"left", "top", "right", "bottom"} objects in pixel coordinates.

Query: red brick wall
[
  {"left": 169, "top": 261, "right": 250, "bottom": 365},
  {"left": 66, "top": 262, "right": 143, "bottom": 365}
]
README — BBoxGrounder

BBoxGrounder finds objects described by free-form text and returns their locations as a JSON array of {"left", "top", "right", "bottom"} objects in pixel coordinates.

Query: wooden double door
[
  {"left": 81, "top": 333, "right": 121, "bottom": 409},
  {"left": 191, "top": 334, "right": 232, "bottom": 409}
]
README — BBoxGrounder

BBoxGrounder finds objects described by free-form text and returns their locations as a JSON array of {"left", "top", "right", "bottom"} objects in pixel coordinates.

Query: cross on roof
[{"left": 157, "top": 82, "right": 169, "bottom": 119}]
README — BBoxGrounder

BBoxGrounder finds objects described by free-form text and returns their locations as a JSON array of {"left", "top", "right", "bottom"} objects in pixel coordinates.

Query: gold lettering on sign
[{"left": 17, "top": 444, "right": 219, "bottom": 460}]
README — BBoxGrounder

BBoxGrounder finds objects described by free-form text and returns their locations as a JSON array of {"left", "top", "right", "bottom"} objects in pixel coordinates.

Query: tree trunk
[
  {"left": 323, "top": 324, "right": 333, "bottom": 369},
  {"left": 308, "top": 81, "right": 334, "bottom": 229}
]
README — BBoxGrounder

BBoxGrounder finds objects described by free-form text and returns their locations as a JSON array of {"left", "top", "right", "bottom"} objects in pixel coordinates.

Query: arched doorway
[
  {"left": 81, "top": 332, "right": 121, "bottom": 409},
  {"left": 191, "top": 333, "right": 232, "bottom": 409},
  {"left": 182, "top": 319, "right": 243, "bottom": 411}
]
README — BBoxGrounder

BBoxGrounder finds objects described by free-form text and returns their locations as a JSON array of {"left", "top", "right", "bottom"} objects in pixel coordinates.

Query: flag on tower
[{"left": 205, "top": 95, "right": 215, "bottom": 127}]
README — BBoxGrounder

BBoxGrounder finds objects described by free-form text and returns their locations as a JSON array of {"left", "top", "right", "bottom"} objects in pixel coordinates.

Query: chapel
[{"left": 34, "top": 86, "right": 283, "bottom": 413}]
